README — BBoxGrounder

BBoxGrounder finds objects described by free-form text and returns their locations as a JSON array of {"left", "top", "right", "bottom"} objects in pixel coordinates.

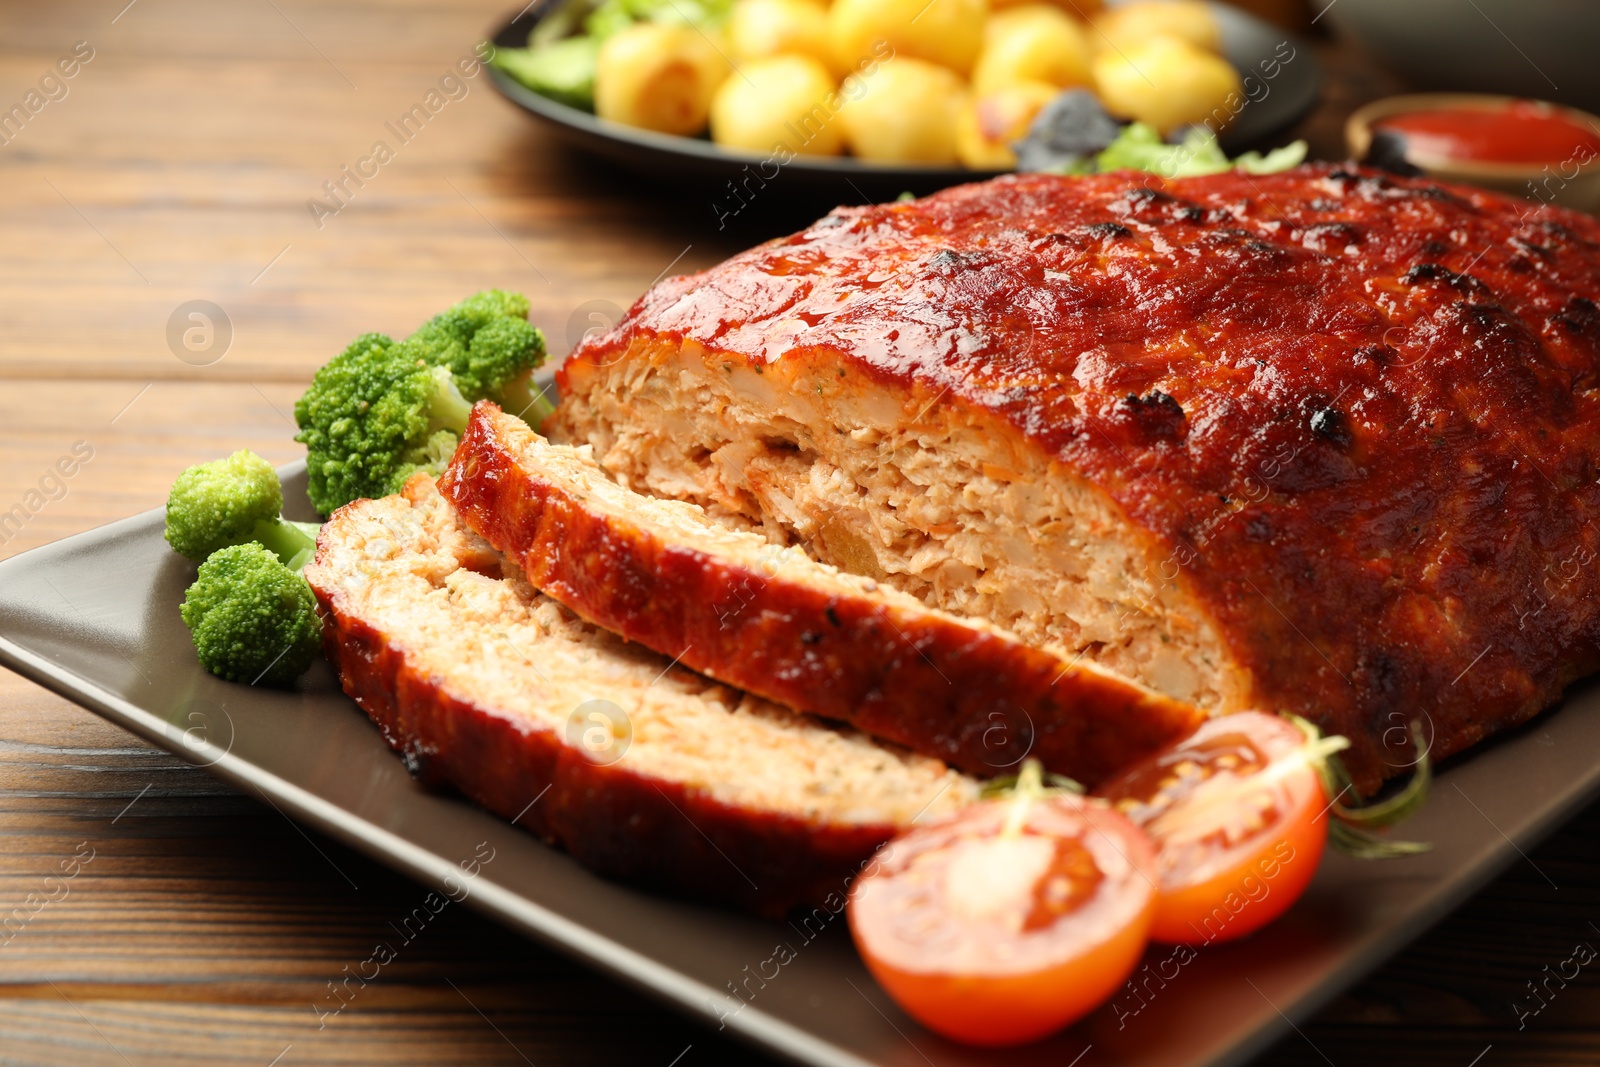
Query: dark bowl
[{"left": 485, "top": 0, "right": 1322, "bottom": 203}]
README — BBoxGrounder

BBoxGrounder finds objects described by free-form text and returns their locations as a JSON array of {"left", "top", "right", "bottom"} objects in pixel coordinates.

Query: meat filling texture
[
  {"left": 306, "top": 476, "right": 977, "bottom": 828},
  {"left": 547, "top": 345, "right": 1241, "bottom": 710}
]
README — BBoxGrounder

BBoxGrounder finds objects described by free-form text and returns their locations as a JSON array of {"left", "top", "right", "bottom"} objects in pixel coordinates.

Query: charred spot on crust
[
  {"left": 1244, "top": 514, "right": 1274, "bottom": 541},
  {"left": 1452, "top": 301, "right": 1519, "bottom": 336},
  {"left": 1120, "top": 390, "right": 1186, "bottom": 438},
  {"left": 1536, "top": 219, "right": 1596, "bottom": 250},
  {"left": 401, "top": 742, "right": 445, "bottom": 785},
  {"left": 1510, "top": 235, "right": 1553, "bottom": 258},
  {"left": 1353, "top": 344, "right": 1396, "bottom": 367},
  {"left": 1401, "top": 262, "right": 1444, "bottom": 282},
  {"left": 1402, "top": 262, "right": 1488, "bottom": 296},
  {"left": 1309, "top": 406, "right": 1353, "bottom": 447},
  {"left": 927, "top": 249, "right": 984, "bottom": 274},
  {"left": 1355, "top": 647, "right": 1407, "bottom": 705},
  {"left": 1553, "top": 295, "right": 1600, "bottom": 337},
  {"left": 1411, "top": 185, "right": 1459, "bottom": 202},
  {"left": 800, "top": 630, "right": 823, "bottom": 645},
  {"left": 1302, "top": 222, "right": 1366, "bottom": 249},
  {"left": 1110, "top": 185, "right": 1207, "bottom": 224},
  {"left": 1084, "top": 221, "right": 1132, "bottom": 239}
]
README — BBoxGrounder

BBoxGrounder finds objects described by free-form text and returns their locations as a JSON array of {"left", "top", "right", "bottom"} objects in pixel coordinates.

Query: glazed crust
[
  {"left": 559, "top": 165, "right": 1600, "bottom": 790},
  {"left": 440, "top": 403, "right": 1204, "bottom": 786},
  {"left": 310, "top": 478, "right": 928, "bottom": 916}
]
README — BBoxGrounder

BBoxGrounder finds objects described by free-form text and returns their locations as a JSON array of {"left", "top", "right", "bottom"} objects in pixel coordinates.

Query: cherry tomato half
[
  {"left": 1097, "top": 711, "right": 1328, "bottom": 946},
  {"left": 847, "top": 787, "right": 1158, "bottom": 1047}
]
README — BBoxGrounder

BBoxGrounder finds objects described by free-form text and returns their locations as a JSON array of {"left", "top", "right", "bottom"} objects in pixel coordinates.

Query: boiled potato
[
  {"left": 730, "top": 0, "right": 833, "bottom": 70},
  {"left": 712, "top": 54, "right": 844, "bottom": 155},
  {"left": 1091, "top": 0, "right": 1220, "bottom": 54},
  {"left": 839, "top": 56, "right": 966, "bottom": 163},
  {"left": 1092, "top": 34, "right": 1240, "bottom": 134},
  {"left": 829, "top": 0, "right": 987, "bottom": 77},
  {"left": 595, "top": 23, "right": 731, "bottom": 136},
  {"left": 957, "top": 79, "right": 1059, "bottom": 169},
  {"left": 971, "top": 5, "right": 1092, "bottom": 96}
]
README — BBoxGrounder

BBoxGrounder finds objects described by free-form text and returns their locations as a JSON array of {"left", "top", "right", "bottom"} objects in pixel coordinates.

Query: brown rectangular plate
[{"left": 2, "top": 462, "right": 1597, "bottom": 1067}]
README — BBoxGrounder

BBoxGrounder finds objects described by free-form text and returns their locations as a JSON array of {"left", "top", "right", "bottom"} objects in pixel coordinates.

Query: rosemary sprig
[
  {"left": 1288, "top": 714, "right": 1433, "bottom": 858},
  {"left": 979, "top": 762, "right": 1084, "bottom": 800}
]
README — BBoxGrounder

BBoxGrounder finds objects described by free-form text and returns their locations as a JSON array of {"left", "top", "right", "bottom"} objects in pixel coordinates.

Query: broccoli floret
[
  {"left": 180, "top": 543, "right": 322, "bottom": 687},
  {"left": 397, "top": 289, "right": 546, "bottom": 401},
  {"left": 292, "top": 333, "right": 468, "bottom": 514},
  {"left": 164, "top": 449, "right": 321, "bottom": 569},
  {"left": 294, "top": 292, "right": 551, "bottom": 515}
]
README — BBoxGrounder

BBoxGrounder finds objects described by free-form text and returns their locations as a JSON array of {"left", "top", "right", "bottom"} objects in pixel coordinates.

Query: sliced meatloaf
[
  {"left": 303, "top": 475, "right": 977, "bottom": 914},
  {"left": 440, "top": 402, "right": 1203, "bottom": 785},
  {"left": 546, "top": 164, "right": 1600, "bottom": 792}
]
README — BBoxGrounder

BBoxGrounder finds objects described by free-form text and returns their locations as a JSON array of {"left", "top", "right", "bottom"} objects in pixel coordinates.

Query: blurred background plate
[
  {"left": 486, "top": 0, "right": 1322, "bottom": 202},
  {"left": 1324, "top": 0, "right": 1600, "bottom": 113}
]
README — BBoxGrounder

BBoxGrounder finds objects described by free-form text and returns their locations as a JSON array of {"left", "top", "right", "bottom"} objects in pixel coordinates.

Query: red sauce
[{"left": 1375, "top": 101, "right": 1600, "bottom": 164}]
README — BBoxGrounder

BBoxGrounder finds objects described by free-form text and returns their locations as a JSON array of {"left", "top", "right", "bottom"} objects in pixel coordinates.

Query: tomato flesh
[
  {"left": 1098, "top": 711, "right": 1327, "bottom": 945},
  {"left": 848, "top": 793, "right": 1158, "bottom": 1046}
]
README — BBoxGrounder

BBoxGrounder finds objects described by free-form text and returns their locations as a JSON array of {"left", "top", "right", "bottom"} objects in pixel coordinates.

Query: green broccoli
[
  {"left": 294, "top": 290, "right": 551, "bottom": 515},
  {"left": 180, "top": 543, "right": 322, "bottom": 687},
  {"left": 164, "top": 449, "right": 321, "bottom": 569}
]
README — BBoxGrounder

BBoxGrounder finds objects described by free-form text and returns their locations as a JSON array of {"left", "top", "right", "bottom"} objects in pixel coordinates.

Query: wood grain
[{"left": 0, "top": 0, "right": 1595, "bottom": 1064}]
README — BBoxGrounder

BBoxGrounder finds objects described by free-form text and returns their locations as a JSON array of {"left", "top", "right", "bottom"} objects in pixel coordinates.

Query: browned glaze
[{"left": 562, "top": 165, "right": 1600, "bottom": 790}]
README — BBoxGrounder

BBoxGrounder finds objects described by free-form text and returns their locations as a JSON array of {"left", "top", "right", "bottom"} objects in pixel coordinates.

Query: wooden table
[{"left": 1, "top": 2, "right": 1596, "bottom": 1063}]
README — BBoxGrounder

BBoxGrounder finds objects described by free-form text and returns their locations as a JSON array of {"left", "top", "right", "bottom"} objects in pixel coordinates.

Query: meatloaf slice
[
  {"left": 303, "top": 474, "right": 977, "bottom": 914},
  {"left": 440, "top": 402, "right": 1203, "bottom": 786},
  {"left": 546, "top": 164, "right": 1600, "bottom": 793}
]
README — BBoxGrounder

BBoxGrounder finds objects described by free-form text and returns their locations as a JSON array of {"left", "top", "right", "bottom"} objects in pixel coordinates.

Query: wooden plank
[
  {"left": 0, "top": 381, "right": 307, "bottom": 561},
  {"left": 0, "top": 0, "right": 1595, "bottom": 1062},
  {"left": 0, "top": 0, "right": 742, "bottom": 384}
]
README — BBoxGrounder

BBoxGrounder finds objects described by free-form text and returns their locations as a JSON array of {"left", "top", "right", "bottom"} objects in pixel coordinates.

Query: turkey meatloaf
[
  {"left": 303, "top": 475, "right": 977, "bottom": 914},
  {"left": 440, "top": 401, "right": 1202, "bottom": 785},
  {"left": 546, "top": 164, "right": 1600, "bottom": 792}
]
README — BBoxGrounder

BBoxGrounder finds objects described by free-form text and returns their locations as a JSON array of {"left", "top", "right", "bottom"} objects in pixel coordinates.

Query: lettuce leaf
[{"left": 1093, "top": 123, "right": 1307, "bottom": 179}]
